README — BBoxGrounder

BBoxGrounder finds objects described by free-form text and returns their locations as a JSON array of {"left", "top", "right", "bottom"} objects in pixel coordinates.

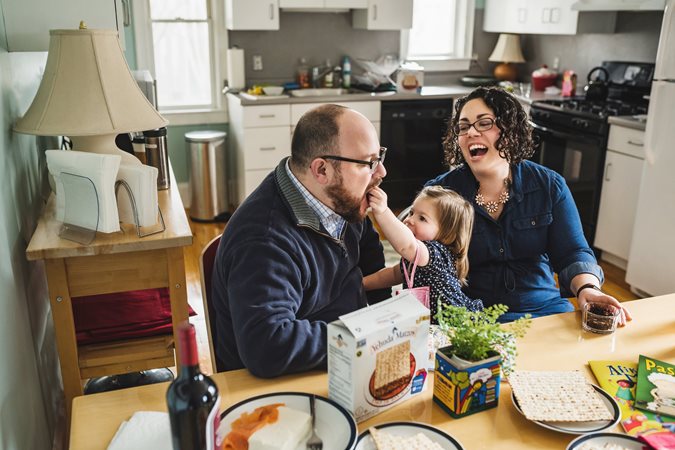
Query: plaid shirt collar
[{"left": 285, "top": 159, "right": 346, "bottom": 239}]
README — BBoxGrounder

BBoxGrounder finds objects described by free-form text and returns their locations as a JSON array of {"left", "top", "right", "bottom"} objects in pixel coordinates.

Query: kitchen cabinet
[
  {"left": 280, "top": 0, "right": 366, "bottom": 8},
  {"left": 226, "top": 0, "right": 279, "bottom": 30},
  {"left": 227, "top": 96, "right": 291, "bottom": 203},
  {"left": 483, "top": 0, "right": 615, "bottom": 35},
  {"left": 594, "top": 125, "right": 645, "bottom": 269},
  {"left": 1, "top": 0, "right": 125, "bottom": 51},
  {"left": 352, "top": 0, "right": 413, "bottom": 30}
]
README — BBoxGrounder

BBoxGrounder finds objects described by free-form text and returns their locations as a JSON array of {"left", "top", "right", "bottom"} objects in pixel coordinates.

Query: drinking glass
[
  {"left": 582, "top": 302, "right": 620, "bottom": 334},
  {"left": 519, "top": 82, "right": 532, "bottom": 98}
]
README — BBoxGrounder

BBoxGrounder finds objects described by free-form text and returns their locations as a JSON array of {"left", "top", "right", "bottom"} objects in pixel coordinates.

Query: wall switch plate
[{"left": 253, "top": 55, "right": 263, "bottom": 71}]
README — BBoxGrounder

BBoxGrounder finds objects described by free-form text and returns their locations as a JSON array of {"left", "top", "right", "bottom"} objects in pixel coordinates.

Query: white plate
[
  {"left": 218, "top": 392, "right": 357, "bottom": 450},
  {"left": 567, "top": 432, "right": 644, "bottom": 449},
  {"left": 355, "top": 422, "right": 464, "bottom": 450},
  {"left": 511, "top": 384, "right": 621, "bottom": 435}
]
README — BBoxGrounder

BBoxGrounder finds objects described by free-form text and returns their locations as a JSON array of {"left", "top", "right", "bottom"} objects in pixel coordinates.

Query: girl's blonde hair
[{"left": 416, "top": 186, "right": 474, "bottom": 285}]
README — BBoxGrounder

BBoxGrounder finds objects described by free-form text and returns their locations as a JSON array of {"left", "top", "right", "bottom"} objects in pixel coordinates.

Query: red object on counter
[{"left": 532, "top": 65, "right": 558, "bottom": 91}]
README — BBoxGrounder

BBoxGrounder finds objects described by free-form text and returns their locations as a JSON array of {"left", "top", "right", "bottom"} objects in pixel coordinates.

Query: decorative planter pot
[{"left": 433, "top": 346, "right": 502, "bottom": 418}]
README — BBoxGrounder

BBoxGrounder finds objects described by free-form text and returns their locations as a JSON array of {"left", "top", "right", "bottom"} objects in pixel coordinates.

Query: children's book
[
  {"left": 588, "top": 360, "right": 675, "bottom": 437},
  {"left": 635, "top": 355, "right": 675, "bottom": 419}
]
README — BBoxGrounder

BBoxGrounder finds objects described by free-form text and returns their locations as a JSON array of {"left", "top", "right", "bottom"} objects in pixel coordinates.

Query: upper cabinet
[
  {"left": 1, "top": 0, "right": 125, "bottom": 51},
  {"left": 352, "top": 0, "right": 413, "bottom": 30},
  {"left": 226, "top": 0, "right": 280, "bottom": 30},
  {"left": 483, "top": 0, "right": 616, "bottom": 35},
  {"left": 280, "top": 0, "right": 367, "bottom": 8}
]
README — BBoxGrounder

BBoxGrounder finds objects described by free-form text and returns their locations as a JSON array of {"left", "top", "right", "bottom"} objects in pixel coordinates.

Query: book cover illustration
[
  {"left": 588, "top": 360, "right": 675, "bottom": 436},
  {"left": 636, "top": 355, "right": 675, "bottom": 419}
]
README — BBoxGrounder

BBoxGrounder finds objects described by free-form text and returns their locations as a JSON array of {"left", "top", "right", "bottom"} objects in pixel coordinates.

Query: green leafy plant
[{"left": 435, "top": 302, "right": 532, "bottom": 375}]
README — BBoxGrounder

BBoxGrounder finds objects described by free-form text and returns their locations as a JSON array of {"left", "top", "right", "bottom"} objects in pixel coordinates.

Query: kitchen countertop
[
  {"left": 608, "top": 115, "right": 647, "bottom": 131},
  {"left": 230, "top": 85, "right": 474, "bottom": 106}
]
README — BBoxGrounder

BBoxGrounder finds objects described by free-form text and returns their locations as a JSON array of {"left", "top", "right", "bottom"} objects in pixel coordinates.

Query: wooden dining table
[{"left": 70, "top": 295, "right": 675, "bottom": 449}]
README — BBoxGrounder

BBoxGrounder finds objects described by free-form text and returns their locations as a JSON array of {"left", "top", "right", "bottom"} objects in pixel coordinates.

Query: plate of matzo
[
  {"left": 355, "top": 422, "right": 464, "bottom": 450},
  {"left": 566, "top": 432, "right": 644, "bottom": 450},
  {"left": 509, "top": 371, "right": 620, "bottom": 434}
]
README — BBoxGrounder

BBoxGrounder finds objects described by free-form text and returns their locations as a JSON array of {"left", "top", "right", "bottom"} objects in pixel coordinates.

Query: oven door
[{"left": 530, "top": 121, "right": 606, "bottom": 246}]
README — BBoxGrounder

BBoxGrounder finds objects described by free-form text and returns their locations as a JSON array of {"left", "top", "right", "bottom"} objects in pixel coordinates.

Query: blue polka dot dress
[{"left": 400, "top": 240, "right": 484, "bottom": 323}]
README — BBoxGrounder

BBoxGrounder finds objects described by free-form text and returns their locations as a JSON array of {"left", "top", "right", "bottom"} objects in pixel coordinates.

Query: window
[
  {"left": 132, "top": 0, "right": 228, "bottom": 124},
  {"left": 400, "top": 0, "right": 475, "bottom": 71}
]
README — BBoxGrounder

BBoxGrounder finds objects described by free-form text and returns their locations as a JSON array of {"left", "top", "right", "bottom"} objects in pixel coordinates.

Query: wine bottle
[{"left": 167, "top": 323, "right": 220, "bottom": 450}]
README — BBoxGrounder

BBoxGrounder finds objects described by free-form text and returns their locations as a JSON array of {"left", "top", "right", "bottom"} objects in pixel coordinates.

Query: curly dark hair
[{"left": 443, "top": 87, "right": 534, "bottom": 166}]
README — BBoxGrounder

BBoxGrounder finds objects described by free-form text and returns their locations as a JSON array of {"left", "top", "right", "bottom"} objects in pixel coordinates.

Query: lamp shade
[
  {"left": 15, "top": 27, "right": 167, "bottom": 138},
  {"left": 488, "top": 34, "right": 526, "bottom": 64}
]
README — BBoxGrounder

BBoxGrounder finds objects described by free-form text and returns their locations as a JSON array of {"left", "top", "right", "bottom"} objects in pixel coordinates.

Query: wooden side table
[{"left": 26, "top": 171, "right": 192, "bottom": 424}]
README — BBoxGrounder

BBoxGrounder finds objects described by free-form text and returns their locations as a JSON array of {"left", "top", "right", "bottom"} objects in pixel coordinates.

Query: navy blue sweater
[{"left": 212, "top": 159, "right": 387, "bottom": 377}]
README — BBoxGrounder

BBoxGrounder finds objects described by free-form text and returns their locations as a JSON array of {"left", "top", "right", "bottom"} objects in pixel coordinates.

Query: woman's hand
[
  {"left": 577, "top": 289, "right": 633, "bottom": 326},
  {"left": 367, "top": 186, "right": 389, "bottom": 216}
]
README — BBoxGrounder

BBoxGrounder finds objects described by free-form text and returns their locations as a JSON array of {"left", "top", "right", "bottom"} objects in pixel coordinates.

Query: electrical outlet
[{"left": 253, "top": 55, "right": 263, "bottom": 71}]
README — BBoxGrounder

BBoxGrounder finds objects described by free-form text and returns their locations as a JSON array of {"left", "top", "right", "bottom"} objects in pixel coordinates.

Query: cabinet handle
[
  {"left": 260, "top": 146, "right": 276, "bottom": 151},
  {"left": 269, "top": 3, "right": 274, "bottom": 21},
  {"left": 259, "top": 114, "right": 276, "bottom": 118},
  {"left": 604, "top": 162, "right": 612, "bottom": 181},
  {"left": 627, "top": 140, "right": 644, "bottom": 147},
  {"left": 542, "top": 8, "right": 549, "bottom": 23},
  {"left": 121, "top": 0, "right": 131, "bottom": 26},
  {"left": 518, "top": 8, "right": 527, "bottom": 23},
  {"left": 372, "top": 4, "right": 378, "bottom": 21}
]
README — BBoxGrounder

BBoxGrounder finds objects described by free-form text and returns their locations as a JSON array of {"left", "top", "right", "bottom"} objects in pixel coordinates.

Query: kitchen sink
[{"left": 289, "top": 88, "right": 348, "bottom": 97}]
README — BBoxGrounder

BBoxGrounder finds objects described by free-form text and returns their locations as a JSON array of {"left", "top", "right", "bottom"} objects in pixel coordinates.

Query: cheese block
[{"left": 248, "top": 406, "right": 312, "bottom": 450}]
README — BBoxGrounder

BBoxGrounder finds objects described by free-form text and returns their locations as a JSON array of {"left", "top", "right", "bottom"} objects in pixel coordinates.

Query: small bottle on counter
[
  {"left": 342, "top": 56, "right": 351, "bottom": 89},
  {"left": 297, "top": 57, "right": 310, "bottom": 89},
  {"left": 324, "top": 59, "right": 333, "bottom": 88}
]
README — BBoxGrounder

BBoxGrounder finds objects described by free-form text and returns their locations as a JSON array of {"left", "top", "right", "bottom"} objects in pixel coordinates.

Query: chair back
[{"left": 199, "top": 234, "right": 222, "bottom": 372}]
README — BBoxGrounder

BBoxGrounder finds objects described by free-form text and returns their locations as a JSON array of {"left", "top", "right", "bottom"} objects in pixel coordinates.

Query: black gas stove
[{"left": 528, "top": 61, "right": 654, "bottom": 250}]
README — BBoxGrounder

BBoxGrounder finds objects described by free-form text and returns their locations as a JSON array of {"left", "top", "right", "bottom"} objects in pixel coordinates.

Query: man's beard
[{"left": 326, "top": 169, "right": 382, "bottom": 223}]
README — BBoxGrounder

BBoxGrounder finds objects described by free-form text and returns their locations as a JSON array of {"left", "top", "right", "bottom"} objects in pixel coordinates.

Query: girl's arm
[
  {"left": 368, "top": 187, "right": 430, "bottom": 265},
  {"left": 364, "top": 265, "right": 403, "bottom": 291}
]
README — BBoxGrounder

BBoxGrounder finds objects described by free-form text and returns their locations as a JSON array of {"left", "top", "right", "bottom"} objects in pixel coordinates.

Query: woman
[{"left": 427, "top": 87, "right": 631, "bottom": 324}]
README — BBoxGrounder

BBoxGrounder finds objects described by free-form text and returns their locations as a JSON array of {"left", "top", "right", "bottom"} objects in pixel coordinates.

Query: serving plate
[
  {"left": 511, "top": 384, "right": 621, "bottom": 435},
  {"left": 567, "top": 432, "right": 644, "bottom": 449},
  {"left": 218, "top": 392, "right": 357, "bottom": 450},
  {"left": 355, "top": 422, "right": 464, "bottom": 450}
]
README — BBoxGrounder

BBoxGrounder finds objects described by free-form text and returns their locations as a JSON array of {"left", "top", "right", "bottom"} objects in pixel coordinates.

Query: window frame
[
  {"left": 400, "top": 0, "right": 475, "bottom": 72},
  {"left": 132, "top": 0, "right": 229, "bottom": 125}
]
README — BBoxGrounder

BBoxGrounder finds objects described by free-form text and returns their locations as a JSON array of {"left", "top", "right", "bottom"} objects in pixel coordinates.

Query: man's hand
[
  {"left": 367, "top": 186, "right": 389, "bottom": 216},
  {"left": 577, "top": 289, "right": 632, "bottom": 327}
]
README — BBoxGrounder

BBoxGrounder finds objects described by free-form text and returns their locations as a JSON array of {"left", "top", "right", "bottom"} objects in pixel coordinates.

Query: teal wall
[{"left": 0, "top": 4, "right": 61, "bottom": 449}]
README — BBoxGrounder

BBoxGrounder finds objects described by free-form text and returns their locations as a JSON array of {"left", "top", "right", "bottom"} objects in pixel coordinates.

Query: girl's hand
[
  {"left": 577, "top": 289, "right": 632, "bottom": 326},
  {"left": 367, "top": 187, "right": 389, "bottom": 215}
]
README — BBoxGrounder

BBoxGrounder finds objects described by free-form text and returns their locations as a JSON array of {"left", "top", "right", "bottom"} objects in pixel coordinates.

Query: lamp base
[
  {"left": 493, "top": 63, "right": 518, "bottom": 82},
  {"left": 70, "top": 134, "right": 142, "bottom": 165}
]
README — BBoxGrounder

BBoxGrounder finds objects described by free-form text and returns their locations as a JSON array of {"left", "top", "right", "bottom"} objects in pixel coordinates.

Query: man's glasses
[
  {"left": 320, "top": 147, "right": 387, "bottom": 174},
  {"left": 453, "top": 117, "right": 496, "bottom": 136}
]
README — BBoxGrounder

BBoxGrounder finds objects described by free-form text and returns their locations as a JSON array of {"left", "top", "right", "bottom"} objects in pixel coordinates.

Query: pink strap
[{"left": 402, "top": 243, "right": 421, "bottom": 288}]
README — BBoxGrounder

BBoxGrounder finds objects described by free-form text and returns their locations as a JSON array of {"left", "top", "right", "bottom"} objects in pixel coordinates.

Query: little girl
[{"left": 364, "top": 185, "right": 484, "bottom": 322}]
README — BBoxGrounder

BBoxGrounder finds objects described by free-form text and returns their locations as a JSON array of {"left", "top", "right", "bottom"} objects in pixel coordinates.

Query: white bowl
[{"left": 262, "top": 86, "right": 284, "bottom": 96}]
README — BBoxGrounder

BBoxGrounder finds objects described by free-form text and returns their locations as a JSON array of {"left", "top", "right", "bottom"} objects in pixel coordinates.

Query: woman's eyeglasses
[
  {"left": 454, "top": 118, "right": 496, "bottom": 136},
  {"left": 320, "top": 147, "right": 387, "bottom": 174}
]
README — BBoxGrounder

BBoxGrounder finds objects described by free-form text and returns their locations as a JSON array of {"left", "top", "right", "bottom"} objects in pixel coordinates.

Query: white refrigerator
[{"left": 626, "top": 0, "right": 675, "bottom": 296}]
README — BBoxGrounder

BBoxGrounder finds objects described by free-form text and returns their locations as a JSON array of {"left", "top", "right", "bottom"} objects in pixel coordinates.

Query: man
[{"left": 212, "top": 104, "right": 389, "bottom": 377}]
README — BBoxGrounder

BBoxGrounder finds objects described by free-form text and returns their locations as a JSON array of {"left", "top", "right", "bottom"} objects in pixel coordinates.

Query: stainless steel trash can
[{"left": 186, "top": 130, "right": 229, "bottom": 222}]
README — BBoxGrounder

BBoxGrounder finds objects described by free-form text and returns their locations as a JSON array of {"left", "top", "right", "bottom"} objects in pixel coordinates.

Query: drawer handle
[
  {"left": 259, "top": 114, "right": 276, "bottom": 118},
  {"left": 604, "top": 162, "right": 612, "bottom": 181},
  {"left": 260, "top": 146, "right": 276, "bottom": 151},
  {"left": 627, "top": 140, "right": 644, "bottom": 147}
]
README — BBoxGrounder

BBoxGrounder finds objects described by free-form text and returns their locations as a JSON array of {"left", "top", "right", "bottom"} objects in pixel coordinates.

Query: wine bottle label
[{"left": 206, "top": 395, "right": 221, "bottom": 450}]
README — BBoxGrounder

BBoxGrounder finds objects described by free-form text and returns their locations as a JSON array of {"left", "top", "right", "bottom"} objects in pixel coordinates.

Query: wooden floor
[{"left": 185, "top": 213, "right": 639, "bottom": 375}]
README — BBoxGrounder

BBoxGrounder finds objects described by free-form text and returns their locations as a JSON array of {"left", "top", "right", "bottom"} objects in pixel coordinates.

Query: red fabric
[{"left": 72, "top": 288, "right": 196, "bottom": 345}]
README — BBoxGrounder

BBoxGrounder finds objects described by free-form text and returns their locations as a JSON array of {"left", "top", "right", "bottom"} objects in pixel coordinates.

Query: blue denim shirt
[{"left": 426, "top": 160, "right": 603, "bottom": 320}]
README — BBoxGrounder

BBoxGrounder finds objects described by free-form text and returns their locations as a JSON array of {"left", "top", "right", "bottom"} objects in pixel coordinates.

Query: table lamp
[
  {"left": 14, "top": 22, "right": 168, "bottom": 164},
  {"left": 488, "top": 33, "right": 526, "bottom": 82}
]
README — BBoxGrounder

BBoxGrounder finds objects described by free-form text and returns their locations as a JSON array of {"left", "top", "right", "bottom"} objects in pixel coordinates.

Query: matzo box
[{"left": 327, "top": 293, "right": 430, "bottom": 422}]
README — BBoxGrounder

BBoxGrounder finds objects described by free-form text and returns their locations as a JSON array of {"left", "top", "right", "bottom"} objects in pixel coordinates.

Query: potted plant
[{"left": 432, "top": 303, "right": 531, "bottom": 418}]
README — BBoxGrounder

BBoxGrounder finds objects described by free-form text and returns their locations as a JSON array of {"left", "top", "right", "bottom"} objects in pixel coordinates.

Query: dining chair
[{"left": 199, "top": 233, "right": 223, "bottom": 373}]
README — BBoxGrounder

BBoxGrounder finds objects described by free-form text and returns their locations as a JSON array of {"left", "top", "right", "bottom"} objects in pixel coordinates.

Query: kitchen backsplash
[{"left": 230, "top": 9, "right": 663, "bottom": 88}]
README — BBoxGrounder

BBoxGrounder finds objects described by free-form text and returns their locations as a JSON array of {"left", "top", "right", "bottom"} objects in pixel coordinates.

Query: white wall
[{"left": 0, "top": 5, "right": 62, "bottom": 449}]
